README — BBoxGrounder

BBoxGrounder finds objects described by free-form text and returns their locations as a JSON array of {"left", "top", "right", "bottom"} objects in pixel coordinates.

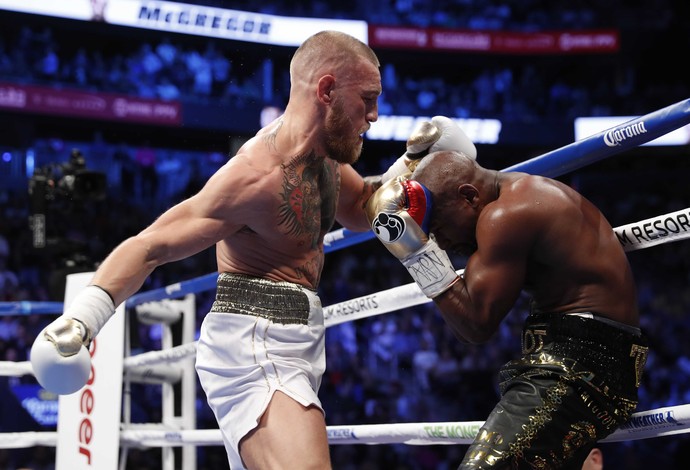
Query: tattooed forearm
[{"left": 361, "top": 175, "right": 384, "bottom": 209}]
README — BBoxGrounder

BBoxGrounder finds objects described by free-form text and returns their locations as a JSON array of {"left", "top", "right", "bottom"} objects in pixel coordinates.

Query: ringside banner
[
  {"left": 368, "top": 25, "right": 619, "bottom": 53},
  {"left": 575, "top": 116, "right": 690, "bottom": 146},
  {"left": 0, "top": 0, "right": 368, "bottom": 46},
  {"left": 0, "top": 82, "right": 182, "bottom": 126}
]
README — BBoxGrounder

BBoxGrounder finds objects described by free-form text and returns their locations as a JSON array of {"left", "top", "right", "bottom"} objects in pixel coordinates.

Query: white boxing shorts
[{"left": 195, "top": 273, "right": 326, "bottom": 470}]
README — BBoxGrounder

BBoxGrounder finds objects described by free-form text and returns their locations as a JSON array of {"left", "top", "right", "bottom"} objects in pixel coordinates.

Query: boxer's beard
[{"left": 324, "top": 96, "right": 362, "bottom": 165}]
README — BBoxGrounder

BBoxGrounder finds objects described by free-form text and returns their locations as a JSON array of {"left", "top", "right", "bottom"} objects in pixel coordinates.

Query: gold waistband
[{"left": 210, "top": 273, "right": 310, "bottom": 325}]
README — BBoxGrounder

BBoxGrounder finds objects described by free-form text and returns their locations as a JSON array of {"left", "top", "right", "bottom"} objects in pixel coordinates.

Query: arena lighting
[
  {"left": 366, "top": 115, "right": 502, "bottom": 145},
  {"left": 258, "top": 106, "right": 504, "bottom": 144},
  {"left": 0, "top": 0, "right": 368, "bottom": 46},
  {"left": 575, "top": 116, "right": 690, "bottom": 146}
]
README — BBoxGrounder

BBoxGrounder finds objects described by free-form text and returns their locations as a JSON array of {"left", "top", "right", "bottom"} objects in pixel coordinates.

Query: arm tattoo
[
  {"left": 319, "top": 161, "right": 339, "bottom": 233},
  {"left": 361, "top": 175, "right": 383, "bottom": 209}
]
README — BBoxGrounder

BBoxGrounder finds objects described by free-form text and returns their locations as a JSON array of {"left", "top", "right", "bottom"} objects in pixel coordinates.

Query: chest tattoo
[{"left": 278, "top": 153, "right": 340, "bottom": 249}]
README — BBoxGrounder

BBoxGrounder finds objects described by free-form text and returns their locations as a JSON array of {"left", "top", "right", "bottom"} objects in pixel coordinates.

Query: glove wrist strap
[
  {"left": 381, "top": 155, "right": 412, "bottom": 183},
  {"left": 65, "top": 285, "right": 116, "bottom": 340},
  {"left": 401, "top": 239, "right": 460, "bottom": 298}
]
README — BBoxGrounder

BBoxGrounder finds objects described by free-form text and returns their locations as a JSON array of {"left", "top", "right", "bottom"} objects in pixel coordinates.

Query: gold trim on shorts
[{"left": 210, "top": 273, "right": 310, "bottom": 325}]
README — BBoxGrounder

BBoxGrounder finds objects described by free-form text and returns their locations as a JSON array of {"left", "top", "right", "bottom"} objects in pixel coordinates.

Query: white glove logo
[{"left": 372, "top": 212, "right": 405, "bottom": 243}]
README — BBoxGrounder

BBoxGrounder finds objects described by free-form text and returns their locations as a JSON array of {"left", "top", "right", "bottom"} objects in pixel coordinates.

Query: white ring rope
[
  {"left": 615, "top": 206, "right": 690, "bottom": 252},
  {"left": 2, "top": 403, "right": 689, "bottom": 449},
  {"left": 122, "top": 341, "right": 197, "bottom": 369},
  {"left": 0, "top": 360, "right": 33, "bottom": 377},
  {"left": 1, "top": 207, "right": 688, "bottom": 454},
  {"left": 1, "top": 206, "right": 689, "bottom": 377}
]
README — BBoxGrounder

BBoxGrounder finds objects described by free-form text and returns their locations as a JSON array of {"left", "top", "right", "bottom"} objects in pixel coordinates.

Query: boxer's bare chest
[{"left": 275, "top": 152, "right": 341, "bottom": 249}]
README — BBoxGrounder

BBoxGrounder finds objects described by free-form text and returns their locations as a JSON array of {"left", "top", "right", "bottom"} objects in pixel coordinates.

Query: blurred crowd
[
  {"left": 1, "top": 12, "right": 688, "bottom": 123},
  {"left": 1, "top": 140, "right": 689, "bottom": 469},
  {"left": 184, "top": 0, "right": 675, "bottom": 31},
  {"left": 1, "top": 1, "right": 689, "bottom": 469}
]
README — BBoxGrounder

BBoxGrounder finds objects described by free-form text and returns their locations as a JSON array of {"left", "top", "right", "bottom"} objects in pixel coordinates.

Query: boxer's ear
[
  {"left": 458, "top": 184, "right": 478, "bottom": 206},
  {"left": 317, "top": 75, "right": 335, "bottom": 104}
]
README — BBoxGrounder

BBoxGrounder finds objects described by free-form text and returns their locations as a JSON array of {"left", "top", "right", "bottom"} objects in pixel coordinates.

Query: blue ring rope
[
  {"left": 325, "top": 98, "right": 690, "bottom": 252},
  {"left": 2, "top": 98, "right": 688, "bottom": 314}
]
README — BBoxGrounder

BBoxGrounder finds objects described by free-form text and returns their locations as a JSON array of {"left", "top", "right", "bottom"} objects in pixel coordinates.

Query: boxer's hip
[
  {"left": 210, "top": 272, "right": 320, "bottom": 325},
  {"left": 196, "top": 273, "right": 326, "bottom": 457},
  {"left": 511, "top": 311, "right": 649, "bottom": 402}
]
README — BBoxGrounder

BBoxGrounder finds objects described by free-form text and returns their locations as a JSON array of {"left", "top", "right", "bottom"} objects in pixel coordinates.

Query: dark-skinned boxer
[{"left": 366, "top": 150, "right": 648, "bottom": 470}]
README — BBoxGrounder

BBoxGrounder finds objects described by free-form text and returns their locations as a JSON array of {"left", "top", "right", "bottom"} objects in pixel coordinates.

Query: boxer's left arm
[{"left": 431, "top": 205, "right": 529, "bottom": 344}]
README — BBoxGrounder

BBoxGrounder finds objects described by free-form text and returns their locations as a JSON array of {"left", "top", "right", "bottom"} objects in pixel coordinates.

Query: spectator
[
  {"left": 412, "top": 337, "right": 438, "bottom": 391},
  {"left": 0, "top": 235, "right": 19, "bottom": 301}
]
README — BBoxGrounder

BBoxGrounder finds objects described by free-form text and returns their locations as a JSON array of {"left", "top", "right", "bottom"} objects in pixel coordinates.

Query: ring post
[{"left": 55, "top": 272, "right": 125, "bottom": 470}]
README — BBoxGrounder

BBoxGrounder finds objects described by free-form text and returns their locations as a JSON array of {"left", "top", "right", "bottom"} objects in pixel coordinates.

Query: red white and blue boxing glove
[
  {"left": 366, "top": 177, "right": 460, "bottom": 298},
  {"left": 382, "top": 116, "right": 477, "bottom": 182}
]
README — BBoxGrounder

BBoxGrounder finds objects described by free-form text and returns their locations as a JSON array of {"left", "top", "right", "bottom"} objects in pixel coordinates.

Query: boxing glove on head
[
  {"left": 382, "top": 116, "right": 477, "bottom": 182},
  {"left": 426, "top": 116, "right": 477, "bottom": 160},
  {"left": 406, "top": 121, "right": 443, "bottom": 157}
]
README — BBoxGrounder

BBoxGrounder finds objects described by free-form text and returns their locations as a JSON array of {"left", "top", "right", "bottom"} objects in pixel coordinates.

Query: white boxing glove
[
  {"left": 423, "top": 116, "right": 477, "bottom": 160},
  {"left": 31, "top": 316, "right": 92, "bottom": 394},
  {"left": 382, "top": 116, "right": 477, "bottom": 182},
  {"left": 30, "top": 285, "right": 115, "bottom": 394}
]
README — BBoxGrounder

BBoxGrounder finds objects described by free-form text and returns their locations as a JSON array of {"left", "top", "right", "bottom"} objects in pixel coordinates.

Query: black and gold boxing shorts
[{"left": 459, "top": 312, "right": 649, "bottom": 470}]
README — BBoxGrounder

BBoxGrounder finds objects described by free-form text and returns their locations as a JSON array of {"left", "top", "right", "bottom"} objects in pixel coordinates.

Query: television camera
[
  {"left": 28, "top": 148, "right": 107, "bottom": 299},
  {"left": 28, "top": 148, "right": 107, "bottom": 249}
]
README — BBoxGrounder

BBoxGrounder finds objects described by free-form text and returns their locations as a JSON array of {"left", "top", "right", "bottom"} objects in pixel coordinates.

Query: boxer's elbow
[
  {"left": 457, "top": 321, "right": 496, "bottom": 344},
  {"left": 466, "top": 327, "right": 495, "bottom": 344},
  {"left": 435, "top": 294, "right": 497, "bottom": 343},
  {"left": 469, "top": 310, "right": 504, "bottom": 343},
  {"left": 437, "top": 309, "right": 495, "bottom": 344}
]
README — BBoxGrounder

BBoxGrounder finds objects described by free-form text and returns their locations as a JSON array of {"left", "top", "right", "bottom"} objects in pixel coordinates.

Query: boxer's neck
[{"left": 493, "top": 172, "right": 501, "bottom": 201}]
